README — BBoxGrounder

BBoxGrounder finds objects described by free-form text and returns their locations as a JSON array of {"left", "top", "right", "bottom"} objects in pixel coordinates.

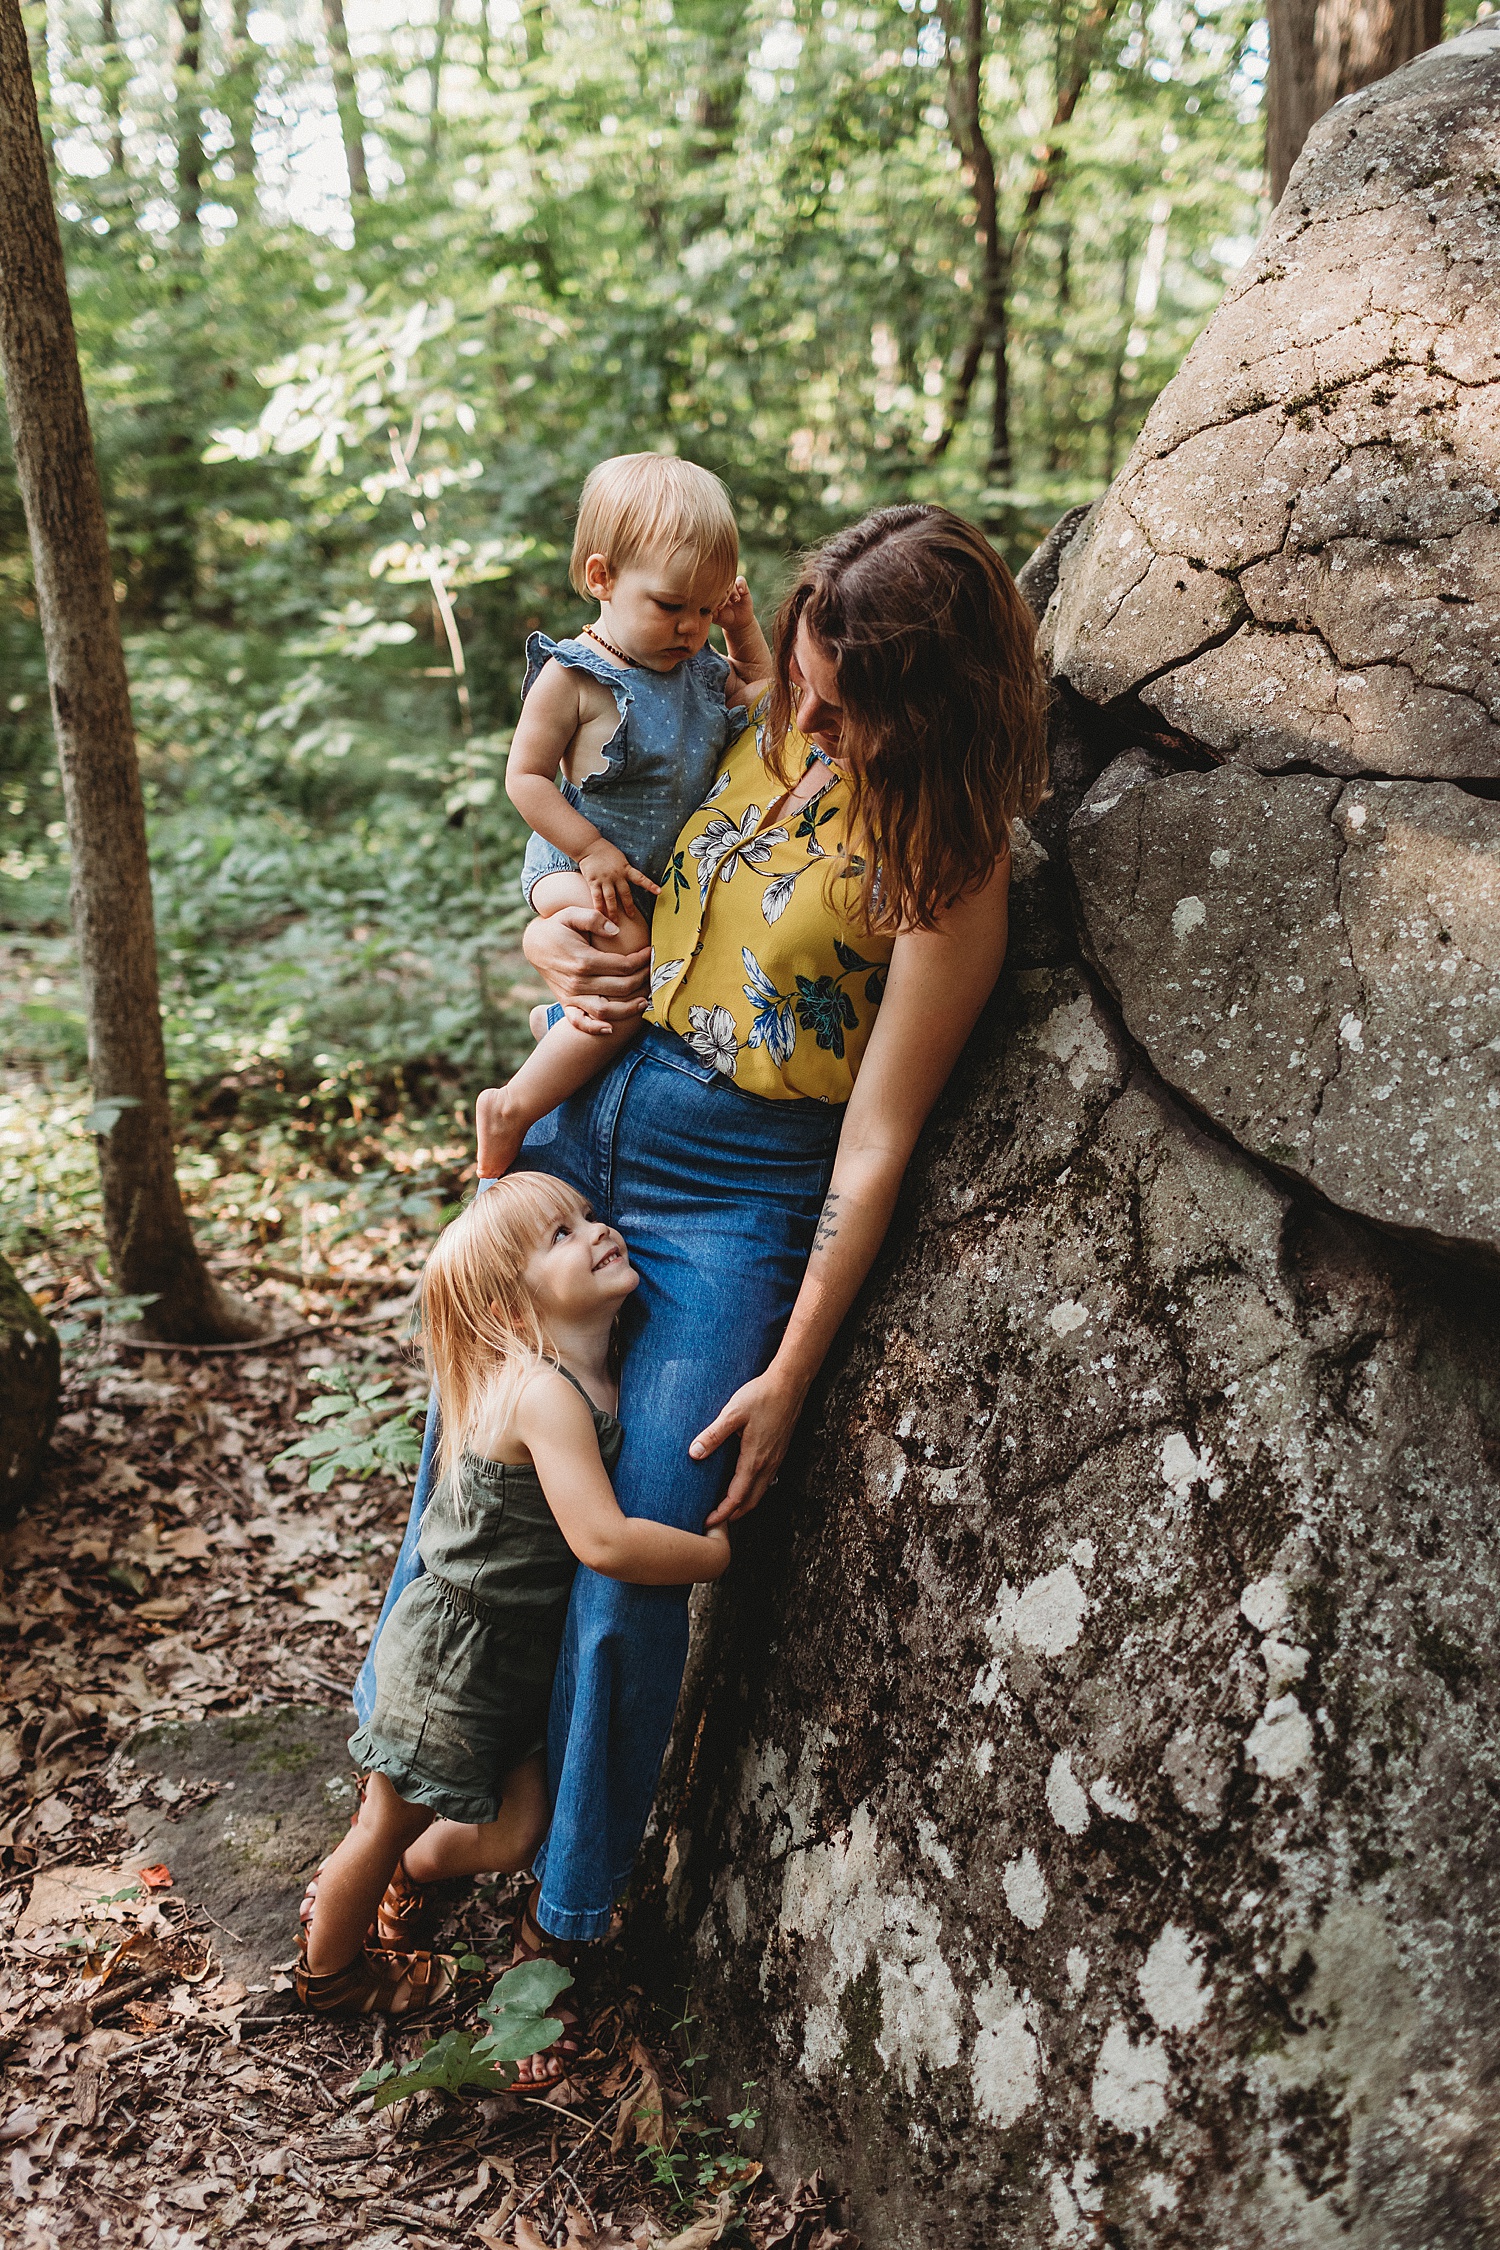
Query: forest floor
[{"left": 0, "top": 1084, "right": 851, "bottom": 2250}]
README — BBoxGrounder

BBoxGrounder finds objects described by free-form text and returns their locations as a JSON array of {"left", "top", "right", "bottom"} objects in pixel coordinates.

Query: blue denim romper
[{"left": 519, "top": 633, "right": 746, "bottom": 909}]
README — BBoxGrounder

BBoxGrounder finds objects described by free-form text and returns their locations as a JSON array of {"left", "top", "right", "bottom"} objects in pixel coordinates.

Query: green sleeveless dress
[{"left": 347, "top": 1370, "right": 622, "bottom": 1823}]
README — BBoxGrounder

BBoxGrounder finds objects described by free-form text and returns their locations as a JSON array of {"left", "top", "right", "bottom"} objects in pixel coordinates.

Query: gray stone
[
  {"left": 1069, "top": 755, "right": 1500, "bottom": 1268},
  {"left": 1044, "top": 29, "right": 1500, "bottom": 781},
  {"left": 644, "top": 641, "right": 1500, "bottom": 2243},
  {"left": 127, "top": 1706, "right": 358, "bottom": 1989},
  {"left": 0, "top": 1251, "right": 59, "bottom": 1528}
]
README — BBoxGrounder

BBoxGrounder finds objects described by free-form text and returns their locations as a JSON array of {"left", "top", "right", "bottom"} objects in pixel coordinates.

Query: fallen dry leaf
[
  {"left": 625, "top": 2038, "right": 676, "bottom": 2156},
  {"left": 137, "top": 1865, "right": 174, "bottom": 1890},
  {"left": 657, "top": 2196, "right": 734, "bottom": 2250},
  {"left": 159, "top": 1524, "right": 212, "bottom": 1561},
  {"left": 135, "top": 1595, "right": 192, "bottom": 1621},
  {"left": 511, "top": 2219, "right": 552, "bottom": 2250},
  {"left": 0, "top": 2105, "right": 40, "bottom": 2144}
]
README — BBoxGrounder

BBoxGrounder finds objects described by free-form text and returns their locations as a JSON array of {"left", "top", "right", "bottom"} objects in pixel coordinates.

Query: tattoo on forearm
[{"left": 813, "top": 1192, "right": 841, "bottom": 1253}]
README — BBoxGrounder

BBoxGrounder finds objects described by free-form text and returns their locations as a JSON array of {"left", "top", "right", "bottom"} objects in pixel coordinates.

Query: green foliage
[
  {"left": 1, "top": 0, "right": 1278, "bottom": 1203},
  {"left": 353, "top": 1958, "right": 572, "bottom": 2111},
  {"left": 642, "top": 1999, "right": 762, "bottom": 2214},
  {"left": 272, "top": 1362, "right": 425, "bottom": 1491}
]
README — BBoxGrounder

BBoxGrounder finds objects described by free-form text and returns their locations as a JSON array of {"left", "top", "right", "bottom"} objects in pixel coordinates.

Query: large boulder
[
  {"left": 654, "top": 700, "right": 1500, "bottom": 2249},
  {"left": 0, "top": 1251, "right": 59, "bottom": 1527},
  {"left": 1045, "top": 28, "right": 1500, "bottom": 1273},
  {"left": 1070, "top": 758, "right": 1500, "bottom": 1266},
  {"left": 1045, "top": 25, "right": 1500, "bottom": 782},
  {"left": 645, "top": 39, "right": 1500, "bottom": 2243}
]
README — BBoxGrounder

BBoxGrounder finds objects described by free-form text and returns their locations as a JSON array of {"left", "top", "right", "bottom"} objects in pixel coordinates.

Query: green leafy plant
[
  {"left": 635, "top": 1997, "right": 762, "bottom": 2214},
  {"left": 353, "top": 1958, "right": 571, "bottom": 2112},
  {"left": 272, "top": 1362, "right": 425, "bottom": 1491},
  {"left": 52, "top": 1291, "right": 161, "bottom": 1347}
]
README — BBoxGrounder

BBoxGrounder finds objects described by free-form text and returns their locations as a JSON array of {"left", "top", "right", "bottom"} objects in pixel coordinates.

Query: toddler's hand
[
  {"left": 713, "top": 575, "right": 756, "bottom": 635},
  {"left": 700, "top": 1524, "right": 732, "bottom": 1580},
  {"left": 576, "top": 839, "right": 660, "bottom": 922}
]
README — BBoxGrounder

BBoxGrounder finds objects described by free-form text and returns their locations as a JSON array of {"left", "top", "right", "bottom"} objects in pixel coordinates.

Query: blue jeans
[{"left": 355, "top": 1025, "right": 843, "bottom": 1938}]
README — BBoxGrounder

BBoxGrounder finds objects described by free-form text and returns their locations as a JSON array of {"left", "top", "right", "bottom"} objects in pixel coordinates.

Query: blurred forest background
[{"left": 2, "top": 0, "right": 1480, "bottom": 1328}]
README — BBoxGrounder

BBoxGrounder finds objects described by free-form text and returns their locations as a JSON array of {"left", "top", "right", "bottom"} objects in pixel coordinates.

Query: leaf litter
[{"left": 1, "top": 1137, "right": 856, "bottom": 2250}]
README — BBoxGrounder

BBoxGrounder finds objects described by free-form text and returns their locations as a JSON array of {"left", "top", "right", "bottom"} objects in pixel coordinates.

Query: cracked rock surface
[
  {"left": 1070, "top": 755, "right": 1500, "bottom": 1266},
  {"left": 650, "top": 695, "right": 1500, "bottom": 2249},
  {"left": 1044, "top": 28, "right": 1500, "bottom": 781}
]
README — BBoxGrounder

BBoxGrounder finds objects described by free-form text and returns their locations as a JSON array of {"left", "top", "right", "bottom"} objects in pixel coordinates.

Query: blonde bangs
[{"left": 569, "top": 454, "right": 739, "bottom": 597}]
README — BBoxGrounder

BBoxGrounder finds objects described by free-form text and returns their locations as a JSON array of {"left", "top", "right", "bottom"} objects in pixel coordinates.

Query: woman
[{"left": 359, "top": 503, "right": 1047, "bottom": 2054}]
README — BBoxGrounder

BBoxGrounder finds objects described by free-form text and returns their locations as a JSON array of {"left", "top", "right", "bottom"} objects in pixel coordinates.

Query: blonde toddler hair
[
  {"left": 419, "top": 1172, "right": 591, "bottom": 1494},
  {"left": 569, "top": 453, "right": 739, "bottom": 600}
]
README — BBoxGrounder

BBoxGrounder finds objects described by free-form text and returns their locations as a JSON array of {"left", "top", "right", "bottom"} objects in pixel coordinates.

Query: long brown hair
[
  {"left": 419, "top": 1172, "right": 587, "bottom": 1498},
  {"left": 765, "top": 505, "right": 1048, "bottom": 932}
]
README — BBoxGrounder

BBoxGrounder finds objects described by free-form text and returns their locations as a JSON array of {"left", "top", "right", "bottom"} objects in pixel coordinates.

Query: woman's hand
[
  {"left": 692, "top": 1367, "right": 808, "bottom": 1526},
  {"left": 522, "top": 905, "right": 651, "bottom": 1036}
]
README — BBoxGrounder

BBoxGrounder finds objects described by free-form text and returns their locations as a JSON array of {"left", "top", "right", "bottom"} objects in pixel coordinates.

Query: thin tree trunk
[
  {"left": 931, "top": 0, "right": 1119, "bottom": 471},
  {"left": 227, "top": 0, "right": 258, "bottom": 183},
  {"left": 22, "top": 0, "right": 48, "bottom": 164},
  {"left": 174, "top": 0, "right": 202, "bottom": 234},
  {"left": 427, "top": 0, "right": 452, "bottom": 164},
  {"left": 0, "top": 0, "right": 261, "bottom": 1344},
  {"left": 98, "top": 0, "right": 123, "bottom": 174},
  {"left": 321, "top": 0, "right": 367, "bottom": 202},
  {"left": 931, "top": 0, "right": 1009, "bottom": 470},
  {"left": 1266, "top": 0, "right": 1442, "bottom": 200}
]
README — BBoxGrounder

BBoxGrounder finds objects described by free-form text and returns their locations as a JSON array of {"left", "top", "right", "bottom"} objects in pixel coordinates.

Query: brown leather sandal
[
  {"left": 293, "top": 1945, "right": 458, "bottom": 2017},
  {"left": 374, "top": 1860, "right": 467, "bottom": 1952},
  {"left": 510, "top": 1887, "right": 582, "bottom": 2086},
  {"left": 298, "top": 1855, "right": 466, "bottom": 1957}
]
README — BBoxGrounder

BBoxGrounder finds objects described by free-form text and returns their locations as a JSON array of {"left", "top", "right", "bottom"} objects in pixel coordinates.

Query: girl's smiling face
[{"left": 523, "top": 1195, "right": 638, "bottom": 1325}]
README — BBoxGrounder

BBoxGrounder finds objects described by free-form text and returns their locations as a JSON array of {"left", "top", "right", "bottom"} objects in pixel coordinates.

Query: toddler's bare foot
[
  {"left": 528, "top": 1003, "right": 552, "bottom": 1043},
  {"left": 475, "top": 1084, "right": 527, "bottom": 1179}
]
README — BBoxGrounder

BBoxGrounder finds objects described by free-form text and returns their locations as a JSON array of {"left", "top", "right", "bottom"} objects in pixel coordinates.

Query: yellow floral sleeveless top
[{"left": 644, "top": 718, "right": 893, "bottom": 1103}]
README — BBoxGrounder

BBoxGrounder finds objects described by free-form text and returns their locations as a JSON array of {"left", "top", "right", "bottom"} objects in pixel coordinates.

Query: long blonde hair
[{"left": 419, "top": 1172, "right": 588, "bottom": 1493}]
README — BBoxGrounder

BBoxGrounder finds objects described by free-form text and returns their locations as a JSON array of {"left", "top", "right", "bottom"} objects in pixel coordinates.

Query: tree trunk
[
  {"left": 226, "top": 0, "right": 258, "bottom": 184},
  {"left": 0, "top": 1250, "right": 58, "bottom": 1526},
  {"left": 97, "top": 0, "right": 123, "bottom": 174},
  {"left": 1266, "top": 0, "right": 1442, "bottom": 199},
  {"left": 0, "top": 0, "right": 261, "bottom": 1344},
  {"left": 22, "top": 0, "right": 48, "bottom": 164},
  {"left": 931, "top": 0, "right": 1120, "bottom": 471},
  {"left": 321, "top": 0, "right": 367, "bottom": 203},
  {"left": 427, "top": 0, "right": 452, "bottom": 164},
  {"left": 174, "top": 0, "right": 202, "bottom": 234}
]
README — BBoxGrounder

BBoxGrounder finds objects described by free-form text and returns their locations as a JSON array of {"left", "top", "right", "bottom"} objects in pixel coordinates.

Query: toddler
[
  {"left": 295, "top": 1173, "right": 729, "bottom": 2021},
  {"left": 484, "top": 454, "right": 771, "bottom": 1174}
]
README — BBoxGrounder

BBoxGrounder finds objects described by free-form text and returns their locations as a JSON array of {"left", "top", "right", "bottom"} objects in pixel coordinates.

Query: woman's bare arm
[{"left": 690, "top": 856, "right": 1012, "bottom": 1524}]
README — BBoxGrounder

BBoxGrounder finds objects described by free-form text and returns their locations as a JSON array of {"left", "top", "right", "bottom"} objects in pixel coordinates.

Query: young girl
[
  {"left": 295, "top": 1172, "right": 729, "bottom": 2017},
  {"left": 480, "top": 454, "right": 772, "bottom": 1177}
]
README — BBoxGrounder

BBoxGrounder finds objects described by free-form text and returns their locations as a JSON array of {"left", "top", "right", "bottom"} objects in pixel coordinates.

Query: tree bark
[
  {"left": 427, "top": 0, "right": 453, "bottom": 164},
  {"left": 174, "top": 0, "right": 202, "bottom": 233},
  {"left": 97, "top": 0, "right": 123, "bottom": 174},
  {"left": 226, "top": 0, "right": 258, "bottom": 184},
  {"left": 321, "top": 0, "right": 367, "bottom": 203},
  {"left": 0, "top": 0, "right": 261, "bottom": 1344},
  {"left": 931, "top": 0, "right": 1121, "bottom": 476},
  {"left": 1266, "top": 0, "right": 1442, "bottom": 200}
]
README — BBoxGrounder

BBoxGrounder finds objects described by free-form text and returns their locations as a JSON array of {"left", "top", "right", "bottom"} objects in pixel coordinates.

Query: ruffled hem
[
  {"left": 523, "top": 632, "right": 630, "bottom": 790},
  {"left": 346, "top": 1726, "right": 523, "bottom": 1826}
]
